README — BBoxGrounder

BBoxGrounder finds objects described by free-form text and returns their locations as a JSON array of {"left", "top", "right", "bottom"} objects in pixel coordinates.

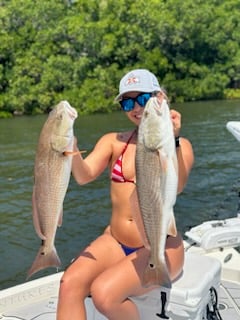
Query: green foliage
[
  {"left": 0, "top": 110, "right": 12, "bottom": 118},
  {"left": 224, "top": 89, "right": 240, "bottom": 99},
  {"left": 0, "top": 0, "right": 240, "bottom": 117}
]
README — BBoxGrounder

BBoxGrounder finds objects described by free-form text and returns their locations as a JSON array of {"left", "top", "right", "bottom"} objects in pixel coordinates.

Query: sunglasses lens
[
  {"left": 120, "top": 99, "right": 134, "bottom": 112},
  {"left": 136, "top": 93, "right": 151, "bottom": 106},
  {"left": 120, "top": 93, "right": 152, "bottom": 112}
]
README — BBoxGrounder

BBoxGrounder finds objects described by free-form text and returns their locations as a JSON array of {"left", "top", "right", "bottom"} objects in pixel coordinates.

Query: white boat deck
[
  {"left": 219, "top": 280, "right": 240, "bottom": 319},
  {"left": 1, "top": 251, "right": 240, "bottom": 320},
  {"left": 0, "top": 279, "right": 240, "bottom": 319},
  {"left": 1, "top": 216, "right": 240, "bottom": 320}
]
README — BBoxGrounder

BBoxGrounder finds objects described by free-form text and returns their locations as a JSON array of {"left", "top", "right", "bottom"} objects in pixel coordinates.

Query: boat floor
[
  {"left": 219, "top": 280, "right": 240, "bottom": 319},
  {"left": 1, "top": 279, "right": 240, "bottom": 320}
]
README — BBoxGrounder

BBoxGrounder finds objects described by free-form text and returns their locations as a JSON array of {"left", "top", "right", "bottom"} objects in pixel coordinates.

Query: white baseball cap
[{"left": 115, "top": 69, "right": 162, "bottom": 101}]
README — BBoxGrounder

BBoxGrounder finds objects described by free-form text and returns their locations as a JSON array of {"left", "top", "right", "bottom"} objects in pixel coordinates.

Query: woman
[{"left": 57, "top": 69, "right": 194, "bottom": 320}]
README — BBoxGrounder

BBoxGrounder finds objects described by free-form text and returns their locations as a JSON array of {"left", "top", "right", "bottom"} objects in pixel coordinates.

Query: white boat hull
[
  {"left": 0, "top": 252, "right": 222, "bottom": 320},
  {"left": 1, "top": 216, "right": 240, "bottom": 319}
]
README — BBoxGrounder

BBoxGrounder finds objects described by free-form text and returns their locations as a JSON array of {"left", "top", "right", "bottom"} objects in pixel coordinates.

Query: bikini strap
[{"left": 121, "top": 129, "right": 137, "bottom": 156}]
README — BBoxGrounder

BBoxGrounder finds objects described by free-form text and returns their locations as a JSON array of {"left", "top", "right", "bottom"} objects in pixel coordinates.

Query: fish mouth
[
  {"left": 62, "top": 101, "right": 78, "bottom": 120},
  {"left": 68, "top": 109, "right": 78, "bottom": 120}
]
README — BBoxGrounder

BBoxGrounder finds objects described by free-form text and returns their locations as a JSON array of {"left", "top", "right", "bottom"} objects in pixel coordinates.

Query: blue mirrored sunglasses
[{"left": 119, "top": 93, "right": 152, "bottom": 112}]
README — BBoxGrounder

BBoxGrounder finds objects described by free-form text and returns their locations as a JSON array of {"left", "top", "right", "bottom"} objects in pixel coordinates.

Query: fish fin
[
  {"left": 58, "top": 208, "right": 63, "bottom": 227},
  {"left": 32, "top": 187, "right": 46, "bottom": 240},
  {"left": 168, "top": 210, "right": 177, "bottom": 237},
  {"left": 173, "top": 154, "right": 178, "bottom": 177},
  {"left": 63, "top": 150, "right": 87, "bottom": 156},
  {"left": 27, "top": 245, "right": 61, "bottom": 280},
  {"left": 130, "top": 189, "right": 150, "bottom": 249},
  {"left": 158, "top": 150, "right": 168, "bottom": 173},
  {"left": 143, "top": 259, "right": 172, "bottom": 289}
]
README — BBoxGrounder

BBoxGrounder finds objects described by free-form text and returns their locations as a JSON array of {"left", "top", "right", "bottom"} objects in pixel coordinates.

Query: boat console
[{"left": 185, "top": 216, "right": 240, "bottom": 251}]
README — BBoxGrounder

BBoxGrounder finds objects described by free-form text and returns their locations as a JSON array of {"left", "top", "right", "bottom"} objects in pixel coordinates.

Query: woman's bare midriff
[{"left": 109, "top": 181, "right": 143, "bottom": 248}]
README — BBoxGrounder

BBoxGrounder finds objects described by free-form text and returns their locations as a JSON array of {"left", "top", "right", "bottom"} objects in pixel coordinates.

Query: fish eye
[{"left": 57, "top": 113, "right": 63, "bottom": 120}]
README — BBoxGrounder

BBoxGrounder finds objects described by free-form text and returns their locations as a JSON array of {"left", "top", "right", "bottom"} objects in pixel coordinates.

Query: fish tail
[
  {"left": 143, "top": 261, "right": 172, "bottom": 289},
  {"left": 27, "top": 245, "right": 61, "bottom": 280}
]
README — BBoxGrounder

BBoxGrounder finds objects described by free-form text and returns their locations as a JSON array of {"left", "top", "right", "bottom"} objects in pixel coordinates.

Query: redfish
[
  {"left": 27, "top": 101, "right": 78, "bottom": 279},
  {"left": 135, "top": 97, "right": 178, "bottom": 288}
]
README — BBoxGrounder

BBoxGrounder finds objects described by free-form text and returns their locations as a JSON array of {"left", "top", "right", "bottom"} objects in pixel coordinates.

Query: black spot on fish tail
[
  {"left": 143, "top": 261, "right": 172, "bottom": 288},
  {"left": 27, "top": 245, "right": 61, "bottom": 280},
  {"left": 40, "top": 240, "right": 46, "bottom": 255}
]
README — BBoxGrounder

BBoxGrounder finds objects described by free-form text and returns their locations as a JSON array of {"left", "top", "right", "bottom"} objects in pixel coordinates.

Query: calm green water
[{"left": 1, "top": 100, "right": 240, "bottom": 290}]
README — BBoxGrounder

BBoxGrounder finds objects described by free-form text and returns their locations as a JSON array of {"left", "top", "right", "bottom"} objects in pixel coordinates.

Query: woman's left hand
[{"left": 170, "top": 109, "right": 181, "bottom": 137}]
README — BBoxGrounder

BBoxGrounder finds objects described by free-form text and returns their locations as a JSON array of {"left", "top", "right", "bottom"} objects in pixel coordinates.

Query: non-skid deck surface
[
  {"left": 219, "top": 280, "right": 240, "bottom": 320},
  {"left": 1, "top": 281, "right": 240, "bottom": 320}
]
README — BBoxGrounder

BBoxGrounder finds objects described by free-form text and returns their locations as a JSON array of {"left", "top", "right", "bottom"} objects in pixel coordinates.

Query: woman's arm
[
  {"left": 71, "top": 133, "right": 114, "bottom": 185},
  {"left": 176, "top": 137, "right": 194, "bottom": 193},
  {"left": 170, "top": 109, "right": 194, "bottom": 193}
]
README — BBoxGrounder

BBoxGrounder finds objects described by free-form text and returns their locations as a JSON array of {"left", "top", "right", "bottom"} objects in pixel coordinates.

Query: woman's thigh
[
  {"left": 165, "top": 232, "right": 184, "bottom": 281},
  {"left": 91, "top": 247, "right": 150, "bottom": 302},
  {"left": 91, "top": 232, "right": 184, "bottom": 301},
  {"left": 61, "top": 233, "right": 126, "bottom": 292}
]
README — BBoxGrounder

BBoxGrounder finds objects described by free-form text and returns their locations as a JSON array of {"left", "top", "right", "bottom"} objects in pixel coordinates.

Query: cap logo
[{"left": 125, "top": 76, "right": 140, "bottom": 86}]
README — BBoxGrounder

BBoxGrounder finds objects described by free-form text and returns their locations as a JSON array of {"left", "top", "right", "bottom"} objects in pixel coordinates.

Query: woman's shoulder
[
  {"left": 100, "top": 130, "right": 135, "bottom": 144},
  {"left": 179, "top": 136, "right": 193, "bottom": 149}
]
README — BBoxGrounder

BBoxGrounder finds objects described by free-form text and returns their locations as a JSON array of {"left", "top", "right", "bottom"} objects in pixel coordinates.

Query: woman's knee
[
  {"left": 91, "top": 277, "right": 114, "bottom": 314},
  {"left": 59, "top": 267, "right": 90, "bottom": 299}
]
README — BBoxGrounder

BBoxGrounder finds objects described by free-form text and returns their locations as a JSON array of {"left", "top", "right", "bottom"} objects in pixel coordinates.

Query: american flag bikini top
[{"left": 111, "top": 130, "right": 136, "bottom": 184}]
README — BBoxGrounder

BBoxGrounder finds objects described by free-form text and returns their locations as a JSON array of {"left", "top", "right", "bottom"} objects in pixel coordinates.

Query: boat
[
  {"left": 1, "top": 215, "right": 240, "bottom": 320},
  {"left": 1, "top": 122, "right": 240, "bottom": 320}
]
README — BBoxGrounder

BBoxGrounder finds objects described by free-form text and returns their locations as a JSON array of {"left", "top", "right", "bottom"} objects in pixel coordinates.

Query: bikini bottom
[
  {"left": 120, "top": 235, "right": 172, "bottom": 256},
  {"left": 120, "top": 243, "right": 143, "bottom": 256}
]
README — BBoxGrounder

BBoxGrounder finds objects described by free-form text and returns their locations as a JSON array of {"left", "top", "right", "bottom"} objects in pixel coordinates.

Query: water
[{"left": 1, "top": 100, "right": 240, "bottom": 290}]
